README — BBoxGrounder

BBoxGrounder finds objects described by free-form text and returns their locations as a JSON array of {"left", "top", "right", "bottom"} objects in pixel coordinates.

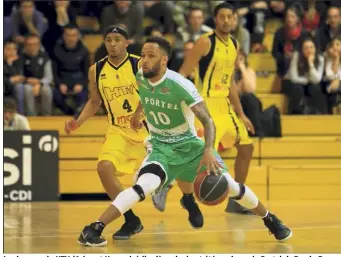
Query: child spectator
[{"left": 4, "top": 97, "right": 31, "bottom": 131}]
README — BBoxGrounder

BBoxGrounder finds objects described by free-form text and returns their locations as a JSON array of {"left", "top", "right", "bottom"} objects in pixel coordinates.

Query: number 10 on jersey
[{"left": 149, "top": 111, "right": 170, "bottom": 125}]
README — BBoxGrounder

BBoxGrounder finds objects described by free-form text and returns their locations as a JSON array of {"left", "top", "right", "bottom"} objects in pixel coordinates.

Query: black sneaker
[
  {"left": 180, "top": 194, "right": 204, "bottom": 229},
  {"left": 77, "top": 223, "right": 107, "bottom": 247},
  {"left": 112, "top": 217, "right": 144, "bottom": 240},
  {"left": 263, "top": 213, "right": 292, "bottom": 242},
  {"left": 225, "top": 199, "right": 254, "bottom": 215}
]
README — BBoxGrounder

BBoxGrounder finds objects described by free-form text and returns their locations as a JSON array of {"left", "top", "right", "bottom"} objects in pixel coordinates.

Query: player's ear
[
  {"left": 161, "top": 55, "right": 168, "bottom": 66},
  {"left": 125, "top": 39, "right": 131, "bottom": 47}
]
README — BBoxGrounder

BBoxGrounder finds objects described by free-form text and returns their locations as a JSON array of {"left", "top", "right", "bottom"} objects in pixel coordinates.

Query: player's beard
[{"left": 143, "top": 60, "right": 161, "bottom": 78}]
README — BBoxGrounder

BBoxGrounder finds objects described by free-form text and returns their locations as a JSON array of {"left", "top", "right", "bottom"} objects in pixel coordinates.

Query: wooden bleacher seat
[
  {"left": 76, "top": 16, "right": 100, "bottom": 33},
  {"left": 281, "top": 116, "right": 341, "bottom": 136},
  {"left": 83, "top": 34, "right": 103, "bottom": 64},
  {"left": 265, "top": 18, "right": 283, "bottom": 34},
  {"left": 269, "top": 165, "right": 341, "bottom": 200},
  {"left": 256, "top": 74, "right": 275, "bottom": 93},
  {"left": 257, "top": 93, "right": 287, "bottom": 113},
  {"left": 263, "top": 33, "right": 274, "bottom": 51},
  {"left": 248, "top": 53, "right": 276, "bottom": 72}
]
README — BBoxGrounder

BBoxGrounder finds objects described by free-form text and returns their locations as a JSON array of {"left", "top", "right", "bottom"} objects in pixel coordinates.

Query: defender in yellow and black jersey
[
  {"left": 177, "top": 3, "right": 256, "bottom": 215},
  {"left": 65, "top": 25, "right": 147, "bottom": 242}
]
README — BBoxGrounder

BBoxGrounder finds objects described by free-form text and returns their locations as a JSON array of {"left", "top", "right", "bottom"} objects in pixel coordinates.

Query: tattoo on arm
[{"left": 191, "top": 101, "right": 216, "bottom": 149}]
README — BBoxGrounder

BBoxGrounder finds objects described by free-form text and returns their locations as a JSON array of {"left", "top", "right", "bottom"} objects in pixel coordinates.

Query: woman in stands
[
  {"left": 323, "top": 36, "right": 341, "bottom": 114},
  {"left": 272, "top": 3, "right": 309, "bottom": 92},
  {"left": 283, "top": 36, "right": 327, "bottom": 114}
]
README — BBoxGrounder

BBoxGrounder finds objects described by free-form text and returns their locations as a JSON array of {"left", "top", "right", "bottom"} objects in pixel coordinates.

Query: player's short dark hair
[
  {"left": 214, "top": 2, "right": 236, "bottom": 17},
  {"left": 4, "top": 97, "right": 18, "bottom": 112},
  {"left": 144, "top": 37, "right": 172, "bottom": 58}
]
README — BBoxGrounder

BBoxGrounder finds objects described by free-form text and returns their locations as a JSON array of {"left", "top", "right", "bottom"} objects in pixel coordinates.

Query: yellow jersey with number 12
[{"left": 194, "top": 31, "right": 238, "bottom": 98}]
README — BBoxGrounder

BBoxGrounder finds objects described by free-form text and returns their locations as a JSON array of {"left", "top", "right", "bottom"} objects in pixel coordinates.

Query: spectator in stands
[
  {"left": 23, "top": 35, "right": 53, "bottom": 116},
  {"left": 41, "top": 0, "right": 77, "bottom": 55},
  {"left": 100, "top": 0, "right": 144, "bottom": 54},
  {"left": 234, "top": 50, "right": 262, "bottom": 136},
  {"left": 283, "top": 37, "right": 326, "bottom": 114},
  {"left": 4, "top": 97, "right": 31, "bottom": 131},
  {"left": 302, "top": 0, "right": 321, "bottom": 35},
  {"left": 323, "top": 36, "right": 341, "bottom": 113},
  {"left": 52, "top": 24, "right": 89, "bottom": 115},
  {"left": 175, "top": 7, "right": 212, "bottom": 50},
  {"left": 144, "top": 1, "right": 175, "bottom": 35},
  {"left": 269, "top": 1, "right": 287, "bottom": 18},
  {"left": 272, "top": 4, "right": 309, "bottom": 90},
  {"left": 173, "top": 1, "right": 224, "bottom": 29},
  {"left": 10, "top": 0, "right": 46, "bottom": 45},
  {"left": 231, "top": 12, "right": 250, "bottom": 55},
  {"left": 4, "top": 41, "right": 25, "bottom": 115},
  {"left": 315, "top": 6, "right": 341, "bottom": 53}
]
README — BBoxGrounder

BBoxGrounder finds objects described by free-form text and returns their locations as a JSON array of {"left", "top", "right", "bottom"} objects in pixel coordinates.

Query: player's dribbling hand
[
  {"left": 197, "top": 148, "right": 223, "bottom": 176},
  {"left": 240, "top": 115, "right": 255, "bottom": 135},
  {"left": 130, "top": 112, "right": 142, "bottom": 131},
  {"left": 65, "top": 119, "right": 80, "bottom": 135}
]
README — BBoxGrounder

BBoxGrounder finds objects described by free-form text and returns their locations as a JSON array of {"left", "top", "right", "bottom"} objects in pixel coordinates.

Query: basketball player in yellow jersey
[
  {"left": 65, "top": 25, "right": 148, "bottom": 243},
  {"left": 183, "top": 3, "right": 256, "bottom": 214},
  {"left": 152, "top": 3, "right": 256, "bottom": 214}
]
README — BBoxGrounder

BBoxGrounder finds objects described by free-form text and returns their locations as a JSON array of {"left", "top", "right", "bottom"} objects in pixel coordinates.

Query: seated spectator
[
  {"left": 269, "top": 1, "right": 288, "bottom": 18},
  {"left": 323, "top": 36, "right": 341, "bottom": 113},
  {"left": 10, "top": 0, "right": 47, "bottom": 45},
  {"left": 174, "top": 7, "right": 212, "bottom": 50},
  {"left": 231, "top": 12, "right": 250, "bottom": 55},
  {"left": 302, "top": 0, "right": 321, "bottom": 35},
  {"left": 4, "top": 97, "right": 31, "bottom": 131},
  {"left": 144, "top": 1, "right": 175, "bottom": 35},
  {"left": 52, "top": 24, "right": 89, "bottom": 115},
  {"left": 23, "top": 35, "right": 53, "bottom": 116},
  {"left": 272, "top": 4, "right": 309, "bottom": 90},
  {"left": 41, "top": 0, "right": 77, "bottom": 55},
  {"left": 234, "top": 50, "right": 262, "bottom": 136},
  {"left": 100, "top": 0, "right": 143, "bottom": 54},
  {"left": 4, "top": 41, "right": 25, "bottom": 114},
  {"left": 282, "top": 37, "right": 327, "bottom": 114},
  {"left": 172, "top": 1, "right": 224, "bottom": 29},
  {"left": 315, "top": 6, "right": 341, "bottom": 53}
]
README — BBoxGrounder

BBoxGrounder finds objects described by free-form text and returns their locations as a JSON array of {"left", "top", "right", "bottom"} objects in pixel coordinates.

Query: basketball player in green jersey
[
  {"left": 77, "top": 37, "right": 292, "bottom": 247},
  {"left": 153, "top": 2, "right": 255, "bottom": 214}
]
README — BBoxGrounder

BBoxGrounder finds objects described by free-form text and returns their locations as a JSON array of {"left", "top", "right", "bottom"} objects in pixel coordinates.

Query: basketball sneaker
[
  {"left": 152, "top": 185, "right": 173, "bottom": 212},
  {"left": 180, "top": 194, "right": 204, "bottom": 229},
  {"left": 77, "top": 222, "right": 107, "bottom": 247},
  {"left": 225, "top": 198, "right": 254, "bottom": 215},
  {"left": 112, "top": 217, "right": 144, "bottom": 240},
  {"left": 263, "top": 213, "right": 292, "bottom": 242}
]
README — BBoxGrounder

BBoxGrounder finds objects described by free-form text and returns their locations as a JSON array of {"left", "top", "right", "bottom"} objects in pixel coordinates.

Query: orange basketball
[{"left": 193, "top": 171, "right": 229, "bottom": 206}]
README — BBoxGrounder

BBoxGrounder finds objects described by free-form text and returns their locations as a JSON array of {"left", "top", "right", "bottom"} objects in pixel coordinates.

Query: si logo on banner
[{"left": 4, "top": 131, "right": 59, "bottom": 202}]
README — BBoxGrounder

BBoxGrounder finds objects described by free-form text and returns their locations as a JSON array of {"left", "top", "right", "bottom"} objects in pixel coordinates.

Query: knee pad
[
  {"left": 231, "top": 184, "right": 259, "bottom": 209},
  {"left": 138, "top": 163, "right": 166, "bottom": 182},
  {"left": 133, "top": 173, "right": 162, "bottom": 201}
]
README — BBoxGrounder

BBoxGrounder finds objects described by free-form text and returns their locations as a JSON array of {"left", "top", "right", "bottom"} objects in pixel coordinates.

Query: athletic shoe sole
[{"left": 112, "top": 224, "right": 144, "bottom": 240}]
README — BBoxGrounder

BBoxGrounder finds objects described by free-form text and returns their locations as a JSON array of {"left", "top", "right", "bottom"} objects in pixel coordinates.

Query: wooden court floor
[{"left": 4, "top": 189, "right": 341, "bottom": 254}]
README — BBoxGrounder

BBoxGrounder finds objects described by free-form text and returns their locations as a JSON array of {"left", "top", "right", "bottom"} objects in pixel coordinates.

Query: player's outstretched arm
[
  {"left": 191, "top": 101, "right": 223, "bottom": 174},
  {"left": 179, "top": 37, "right": 210, "bottom": 78},
  {"left": 191, "top": 101, "right": 216, "bottom": 150},
  {"left": 65, "top": 65, "right": 102, "bottom": 134}
]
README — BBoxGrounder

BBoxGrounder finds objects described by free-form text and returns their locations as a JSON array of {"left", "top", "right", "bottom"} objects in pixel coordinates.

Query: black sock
[
  {"left": 93, "top": 221, "right": 105, "bottom": 234},
  {"left": 262, "top": 211, "right": 270, "bottom": 220},
  {"left": 124, "top": 209, "right": 138, "bottom": 222},
  {"left": 183, "top": 193, "right": 194, "bottom": 199}
]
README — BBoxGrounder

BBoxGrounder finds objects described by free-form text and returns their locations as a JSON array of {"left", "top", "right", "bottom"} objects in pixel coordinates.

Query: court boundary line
[{"left": 4, "top": 225, "right": 341, "bottom": 239}]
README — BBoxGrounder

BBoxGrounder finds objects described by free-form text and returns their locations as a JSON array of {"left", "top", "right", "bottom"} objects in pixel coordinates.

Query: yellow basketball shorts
[
  {"left": 196, "top": 97, "right": 252, "bottom": 149},
  {"left": 98, "top": 125, "right": 148, "bottom": 175}
]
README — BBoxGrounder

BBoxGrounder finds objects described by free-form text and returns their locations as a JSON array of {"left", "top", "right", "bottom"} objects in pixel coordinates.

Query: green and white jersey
[{"left": 136, "top": 69, "right": 203, "bottom": 143}]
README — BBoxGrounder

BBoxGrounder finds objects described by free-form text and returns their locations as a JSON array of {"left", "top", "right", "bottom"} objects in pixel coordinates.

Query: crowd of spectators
[{"left": 3, "top": 0, "right": 341, "bottom": 119}]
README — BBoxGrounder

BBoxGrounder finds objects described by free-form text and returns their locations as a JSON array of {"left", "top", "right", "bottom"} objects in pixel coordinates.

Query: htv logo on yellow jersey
[{"left": 103, "top": 84, "right": 135, "bottom": 101}]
